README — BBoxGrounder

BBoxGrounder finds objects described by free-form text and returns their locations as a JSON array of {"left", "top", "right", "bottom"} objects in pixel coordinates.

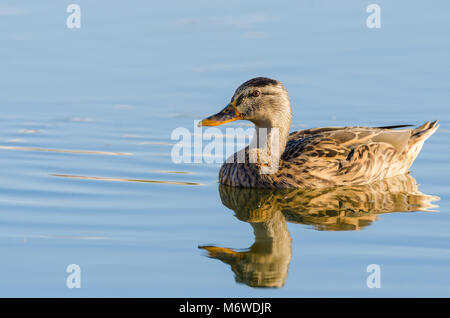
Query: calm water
[{"left": 1, "top": 1, "right": 449, "bottom": 297}]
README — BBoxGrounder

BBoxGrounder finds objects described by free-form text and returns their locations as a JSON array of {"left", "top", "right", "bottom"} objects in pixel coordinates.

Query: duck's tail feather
[
  {"left": 403, "top": 120, "right": 439, "bottom": 171},
  {"left": 409, "top": 120, "right": 440, "bottom": 146}
]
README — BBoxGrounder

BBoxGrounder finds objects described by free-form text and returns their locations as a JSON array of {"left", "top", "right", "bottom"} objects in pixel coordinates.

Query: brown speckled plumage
[{"left": 200, "top": 77, "right": 439, "bottom": 189}]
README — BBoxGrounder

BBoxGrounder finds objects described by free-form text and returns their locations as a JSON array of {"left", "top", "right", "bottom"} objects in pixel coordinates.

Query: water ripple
[{"left": 50, "top": 174, "right": 203, "bottom": 186}]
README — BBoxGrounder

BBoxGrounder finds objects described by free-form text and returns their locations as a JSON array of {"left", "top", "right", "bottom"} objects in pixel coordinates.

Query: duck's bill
[{"left": 199, "top": 103, "right": 242, "bottom": 127}]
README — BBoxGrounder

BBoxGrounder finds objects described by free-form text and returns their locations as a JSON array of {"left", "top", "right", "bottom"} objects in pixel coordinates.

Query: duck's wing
[
  {"left": 280, "top": 126, "right": 417, "bottom": 186},
  {"left": 284, "top": 126, "right": 410, "bottom": 159}
]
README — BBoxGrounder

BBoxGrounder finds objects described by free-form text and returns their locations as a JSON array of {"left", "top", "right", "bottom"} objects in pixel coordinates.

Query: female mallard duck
[{"left": 200, "top": 77, "right": 439, "bottom": 189}]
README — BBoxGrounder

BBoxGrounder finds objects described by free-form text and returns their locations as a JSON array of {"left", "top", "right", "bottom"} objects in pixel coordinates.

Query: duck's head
[{"left": 199, "top": 77, "right": 292, "bottom": 128}]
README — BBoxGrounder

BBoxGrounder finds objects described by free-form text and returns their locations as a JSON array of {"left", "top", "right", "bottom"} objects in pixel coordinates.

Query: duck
[{"left": 199, "top": 77, "right": 439, "bottom": 189}]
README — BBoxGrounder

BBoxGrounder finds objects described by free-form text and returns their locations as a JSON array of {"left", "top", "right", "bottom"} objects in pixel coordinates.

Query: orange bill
[{"left": 199, "top": 101, "right": 243, "bottom": 127}]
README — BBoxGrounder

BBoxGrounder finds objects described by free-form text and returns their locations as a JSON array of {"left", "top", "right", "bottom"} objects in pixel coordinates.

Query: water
[{"left": 0, "top": 1, "right": 449, "bottom": 297}]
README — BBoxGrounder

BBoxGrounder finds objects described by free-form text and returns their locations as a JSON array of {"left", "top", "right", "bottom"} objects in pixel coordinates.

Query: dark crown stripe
[{"left": 242, "top": 77, "right": 279, "bottom": 88}]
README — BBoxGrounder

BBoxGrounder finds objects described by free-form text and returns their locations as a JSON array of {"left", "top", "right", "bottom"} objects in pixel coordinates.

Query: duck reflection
[{"left": 199, "top": 174, "right": 438, "bottom": 288}]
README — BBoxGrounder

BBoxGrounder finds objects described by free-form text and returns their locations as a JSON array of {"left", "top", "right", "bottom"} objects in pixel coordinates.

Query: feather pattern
[{"left": 219, "top": 121, "right": 439, "bottom": 188}]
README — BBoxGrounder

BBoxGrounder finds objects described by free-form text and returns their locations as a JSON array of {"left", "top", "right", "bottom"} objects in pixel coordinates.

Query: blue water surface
[{"left": 0, "top": 0, "right": 449, "bottom": 297}]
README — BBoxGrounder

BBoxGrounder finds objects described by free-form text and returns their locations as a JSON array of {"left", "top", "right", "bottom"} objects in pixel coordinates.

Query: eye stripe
[
  {"left": 234, "top": 91, "right": 277, "bottom": 106},
  {"left": 235, "top": 94, "right": 244, "bottom": 105}
]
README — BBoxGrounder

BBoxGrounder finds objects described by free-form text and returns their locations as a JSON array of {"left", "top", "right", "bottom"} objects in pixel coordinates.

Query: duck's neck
[
  {"left": 250, "top": 110, "right": 292, "bottom": 165},
  {"left": 250, "top": 210, "right": 292, "bottom": 253}
]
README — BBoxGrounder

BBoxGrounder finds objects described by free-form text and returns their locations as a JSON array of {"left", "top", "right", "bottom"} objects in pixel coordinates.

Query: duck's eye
[{"left": 251, "top": 90, "right": 260, "bottom": 97}]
